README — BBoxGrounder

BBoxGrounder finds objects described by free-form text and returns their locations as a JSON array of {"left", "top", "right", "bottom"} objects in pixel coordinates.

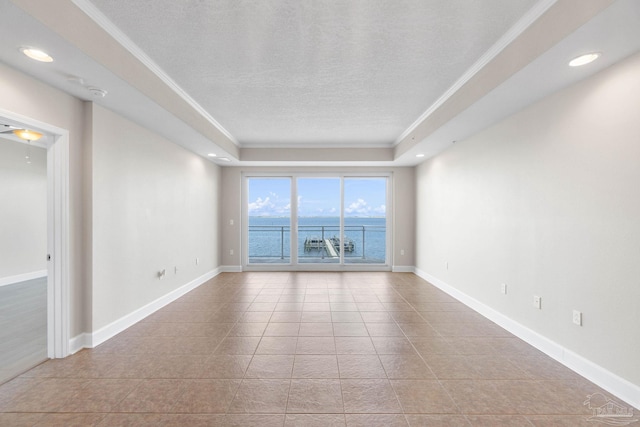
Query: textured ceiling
[
  {"left": 87, "top": 0, "right": 537, "bottom": 147},
  {"left": 2, "top": 0, "right": 635, "bottom": 165}
]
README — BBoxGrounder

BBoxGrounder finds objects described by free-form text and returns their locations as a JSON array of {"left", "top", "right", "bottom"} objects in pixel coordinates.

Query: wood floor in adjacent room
[{"left": 0, "top": 272, "right": 636, "bottom": 426}]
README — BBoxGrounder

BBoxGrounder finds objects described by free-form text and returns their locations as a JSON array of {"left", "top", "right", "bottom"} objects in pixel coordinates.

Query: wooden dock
[{"left": 323, "top": 239, "right": 339, "bottom": 258}]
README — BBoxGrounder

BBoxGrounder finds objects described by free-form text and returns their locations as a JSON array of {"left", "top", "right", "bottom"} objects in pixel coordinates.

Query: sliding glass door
[
  {"left": 344, "top": 178, "right": 387, "bottom": 265},
  {"left": 246, "top": 174, "right": 389, "bottom": 268},
  {"left": 297, "top": 178, "right": 341, "bottom": 264},
  {"left": 247, "top": 178, "right": 291, "bottom": 264}
]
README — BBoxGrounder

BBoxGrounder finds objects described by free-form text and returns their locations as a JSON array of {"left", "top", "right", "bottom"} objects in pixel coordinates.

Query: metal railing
[{"left": 248, "top": 224, "right": 385, "bottom": 262}]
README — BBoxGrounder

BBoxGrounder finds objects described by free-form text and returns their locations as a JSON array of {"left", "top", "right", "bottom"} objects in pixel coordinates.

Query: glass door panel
[
  {"left": 297, "top": 178, "right": 340, "bottom": 264},
  {"left": 247, "top": 178, "right": 291, "bottom": 264},
  {"left": 343, "top": 178, "right": 387, "bottom": 264}
]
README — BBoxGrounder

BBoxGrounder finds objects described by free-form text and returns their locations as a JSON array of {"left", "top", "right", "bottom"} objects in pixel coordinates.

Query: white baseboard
[
  {"left": 75, "top": 268, "right": 220, "bottom": 350},
  {"left": 69, "top": 333, "right": 91, "bottom": 355},
  {"left": 220, "top": 265, "right": 243, "bottom": 272},
  {"left": 414, "top": 267, "right": 640, "bottom": 409},
  {"left": 392, "top": 265, "right": 415, "bottom": 273},
  {"left": 0, "top": 270, "right": 48, "bottom": 287}
]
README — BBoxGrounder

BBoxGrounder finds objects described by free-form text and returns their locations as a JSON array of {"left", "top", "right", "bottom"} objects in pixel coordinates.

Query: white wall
[
  {"left": 220, "top": 166, "right": 415, "bottom": 269},
  {"left": 415, "top": 52, "right": 640, "bottom": 387},
  {"left": 0, "top": 62, "right": 223, "bottom": 339},
  {"left": 0, "top": 138, "right": 47, "bottom": 279},
  {"left": 91, "top": 104, "right": 221, "bottom": 330}
]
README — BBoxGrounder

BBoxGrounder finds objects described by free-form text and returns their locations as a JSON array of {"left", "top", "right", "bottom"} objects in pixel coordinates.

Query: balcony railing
[{"left": 248, "top": 224, "right": 386, "bottom": 263}]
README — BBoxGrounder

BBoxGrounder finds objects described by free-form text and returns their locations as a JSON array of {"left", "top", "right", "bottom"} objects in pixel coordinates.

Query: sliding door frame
[{"left": 242, "top": 172, "right": 392, "bottom": 272}]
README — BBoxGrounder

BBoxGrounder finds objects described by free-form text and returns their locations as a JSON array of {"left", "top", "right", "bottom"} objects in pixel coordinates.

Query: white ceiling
[
  {"left": 86, "top": 0, "right": 535, "bottom": 148},
  {"left": 1, "top": 0, "right": 639, "bottom": 166}
]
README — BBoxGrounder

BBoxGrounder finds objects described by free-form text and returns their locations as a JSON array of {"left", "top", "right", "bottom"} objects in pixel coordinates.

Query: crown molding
[
  {"left": 71, "top": 0, "right": 238, "bottom": 146},
  {"left": 394, "top": 0, "right": 558, "bottom": 146}
]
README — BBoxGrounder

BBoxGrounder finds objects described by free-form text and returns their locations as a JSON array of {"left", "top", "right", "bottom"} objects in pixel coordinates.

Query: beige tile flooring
[{"left": 0, "top": 272, "right": 637, "bottom": 426}]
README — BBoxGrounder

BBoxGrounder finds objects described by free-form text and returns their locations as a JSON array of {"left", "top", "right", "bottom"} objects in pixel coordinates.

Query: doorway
[
  {"left": 0, "top": 109, "right": 70, "bottom": 383},
  {"left": 0, "top": 136, "right": 47, "bottom": 383}
]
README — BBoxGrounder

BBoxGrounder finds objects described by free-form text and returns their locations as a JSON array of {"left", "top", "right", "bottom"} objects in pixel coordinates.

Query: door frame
[
  {"left": 242, "top": 172, "right": 392, "bottom": 271},
  {"left": 1, "top": 108, "right": 70, "bottom": 359}
]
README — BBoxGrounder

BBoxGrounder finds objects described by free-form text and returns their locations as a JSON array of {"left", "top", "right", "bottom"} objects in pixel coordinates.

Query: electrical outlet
[
  {"left": 230, "top": 219, "right": 234, "bottom": 225},
  {"left": 196, "top": 257, "right": 199, "bottom": 265},
  {"left": 230, "top": 249, "right": 234, "bottom": 256},
  {"left": 573, "top": 310, "right": 582, "bottom": 326},
  {"left": 400, "top": 249, "right": 405, "bottom": 256},
  {"left": 500, "top": 283, "right": 507, "bottom": 294},
  {"left": 533, "top": 295, "right": 542, "bottom": 309}
]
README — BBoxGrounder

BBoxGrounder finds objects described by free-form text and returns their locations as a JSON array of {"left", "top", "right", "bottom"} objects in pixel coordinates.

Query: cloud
[
  {"left": 374, "top": 204, "right": 386, "bottom": 214},
  {"left": 248, "top": 196, "right": 274, "bottom": 213},
  {"left": 345, "top": 198, "right": 371, "bottom": 215}
]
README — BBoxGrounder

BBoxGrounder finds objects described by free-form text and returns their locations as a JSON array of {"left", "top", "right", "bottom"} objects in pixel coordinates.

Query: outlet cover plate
[
  {"left": 533, "top": 295, "right": 542, "bottom": 309},
  {"left": 573, "top": 310, "right": 582, "bottom": 326}
]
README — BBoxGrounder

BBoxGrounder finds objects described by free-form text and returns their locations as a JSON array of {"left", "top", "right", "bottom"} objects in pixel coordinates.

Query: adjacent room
[{"left": 0, "top": 0, "right": 638, "bottom": 425}]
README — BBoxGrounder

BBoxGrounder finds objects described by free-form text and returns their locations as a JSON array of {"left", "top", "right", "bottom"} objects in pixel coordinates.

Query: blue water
[{"left": 249, "top": 216, "right": 386, "bottom": 262}]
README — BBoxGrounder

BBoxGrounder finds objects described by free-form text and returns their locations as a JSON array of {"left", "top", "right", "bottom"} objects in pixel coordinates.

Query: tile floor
[{"left": 0, "top": 272, "right": 637, "bottom": 426}]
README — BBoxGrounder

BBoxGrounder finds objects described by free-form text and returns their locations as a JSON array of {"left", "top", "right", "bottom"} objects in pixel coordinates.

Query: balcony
[{"left": 248, "top": 224, "right": 386, "bottom": 264}]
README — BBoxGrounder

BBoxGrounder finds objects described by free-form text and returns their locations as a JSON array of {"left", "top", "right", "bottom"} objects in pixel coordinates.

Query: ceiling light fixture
[
  {"left": 569, "top": 52, "right": 600, "bottom": 67},
  {"left": 416, "top": 154, "right": 425, "bottom": 158},
  {"left": 13, "top": 129, "right": 43, "bottom": 165},
  {"left": 20, "top": 47, "right": 53, "bottom": 63},
  {"left": 207, "top": 153, "right": 217, "bottom": 157},
  {"left": 13, "top": 129, "right": 43, "bottom": 141},
  {"left": 217, "top": 157, "right": 231, "bottom": 162}
]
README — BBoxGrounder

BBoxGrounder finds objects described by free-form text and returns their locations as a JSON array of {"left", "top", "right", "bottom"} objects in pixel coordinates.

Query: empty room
[{"left": 0, "top": 0, "right": 638, "bottom": 425}]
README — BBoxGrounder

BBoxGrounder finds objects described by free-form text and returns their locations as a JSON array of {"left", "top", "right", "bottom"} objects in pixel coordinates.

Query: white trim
[
  {"left": 87, "top": 269, "right": 219, "bottom": 349},
  {"left": 49, "top": 131, "right": 70, "bottom": 359},
  {"left": 394, "top": 0, "right": 558, "bottom": 146},
  {"left": 71, "top": 0, "right": 237, "bottom": 146},
  {"left": 0, "top": 108, "right": 71, "bottom": 360},
  {"left": 414, "top": 268, "right": 640, "bottom": 409},
  {"left": 243, "top": 264, "right": 391, "bottom": 272},
  {"left": 69, "top": 333, "right": 91, "bottom": 355},
  {"left": 391, "top": 265, "right": 414, "bottom": 273},
  {"left": 220, "top": 265, "right": 243, "bottom": 273},
  {"left": 240, "top": 141, "right": 393, "bottom": 149},
  {"left": 0, "top": 270, "right": 48, "bottom": 287}
]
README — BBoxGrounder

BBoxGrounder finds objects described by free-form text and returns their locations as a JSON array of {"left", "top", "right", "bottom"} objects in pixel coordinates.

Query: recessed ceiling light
[
  {"left": 207, "top": 153, "right": 217, "bottom": 157},
  {"left": 217, "top": 157, "right": 231, "bottom": 162},
  {"left": 569, "top": 52, "right": 600, "bottom": 67},
  {"left": 21, "top": 47, "right": 53, "bottom": 63},
  {"left": 416, "top": 154, "right": 425, "bottom": 158}
]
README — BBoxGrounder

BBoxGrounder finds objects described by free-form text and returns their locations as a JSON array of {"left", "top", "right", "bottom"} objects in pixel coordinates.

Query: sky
[{"left": 248, "top": 177, "right": 386, "bottom": 217}]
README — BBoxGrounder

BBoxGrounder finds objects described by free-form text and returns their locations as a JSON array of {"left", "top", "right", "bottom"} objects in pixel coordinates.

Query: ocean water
[{"left": 249, "top": 216, "right": 386, "bottom": 262}]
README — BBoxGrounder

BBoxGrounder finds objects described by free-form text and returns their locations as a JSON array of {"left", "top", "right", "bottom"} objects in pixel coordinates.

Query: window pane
[
  {"left": 343, "top": 178, "right": 387, "bottom": 264},
  {"left": 297, "top": 178, "right": 340, "bottom": 264},
  {"left": 248, "top": 178, "right": 291, "bottom": 264}
]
